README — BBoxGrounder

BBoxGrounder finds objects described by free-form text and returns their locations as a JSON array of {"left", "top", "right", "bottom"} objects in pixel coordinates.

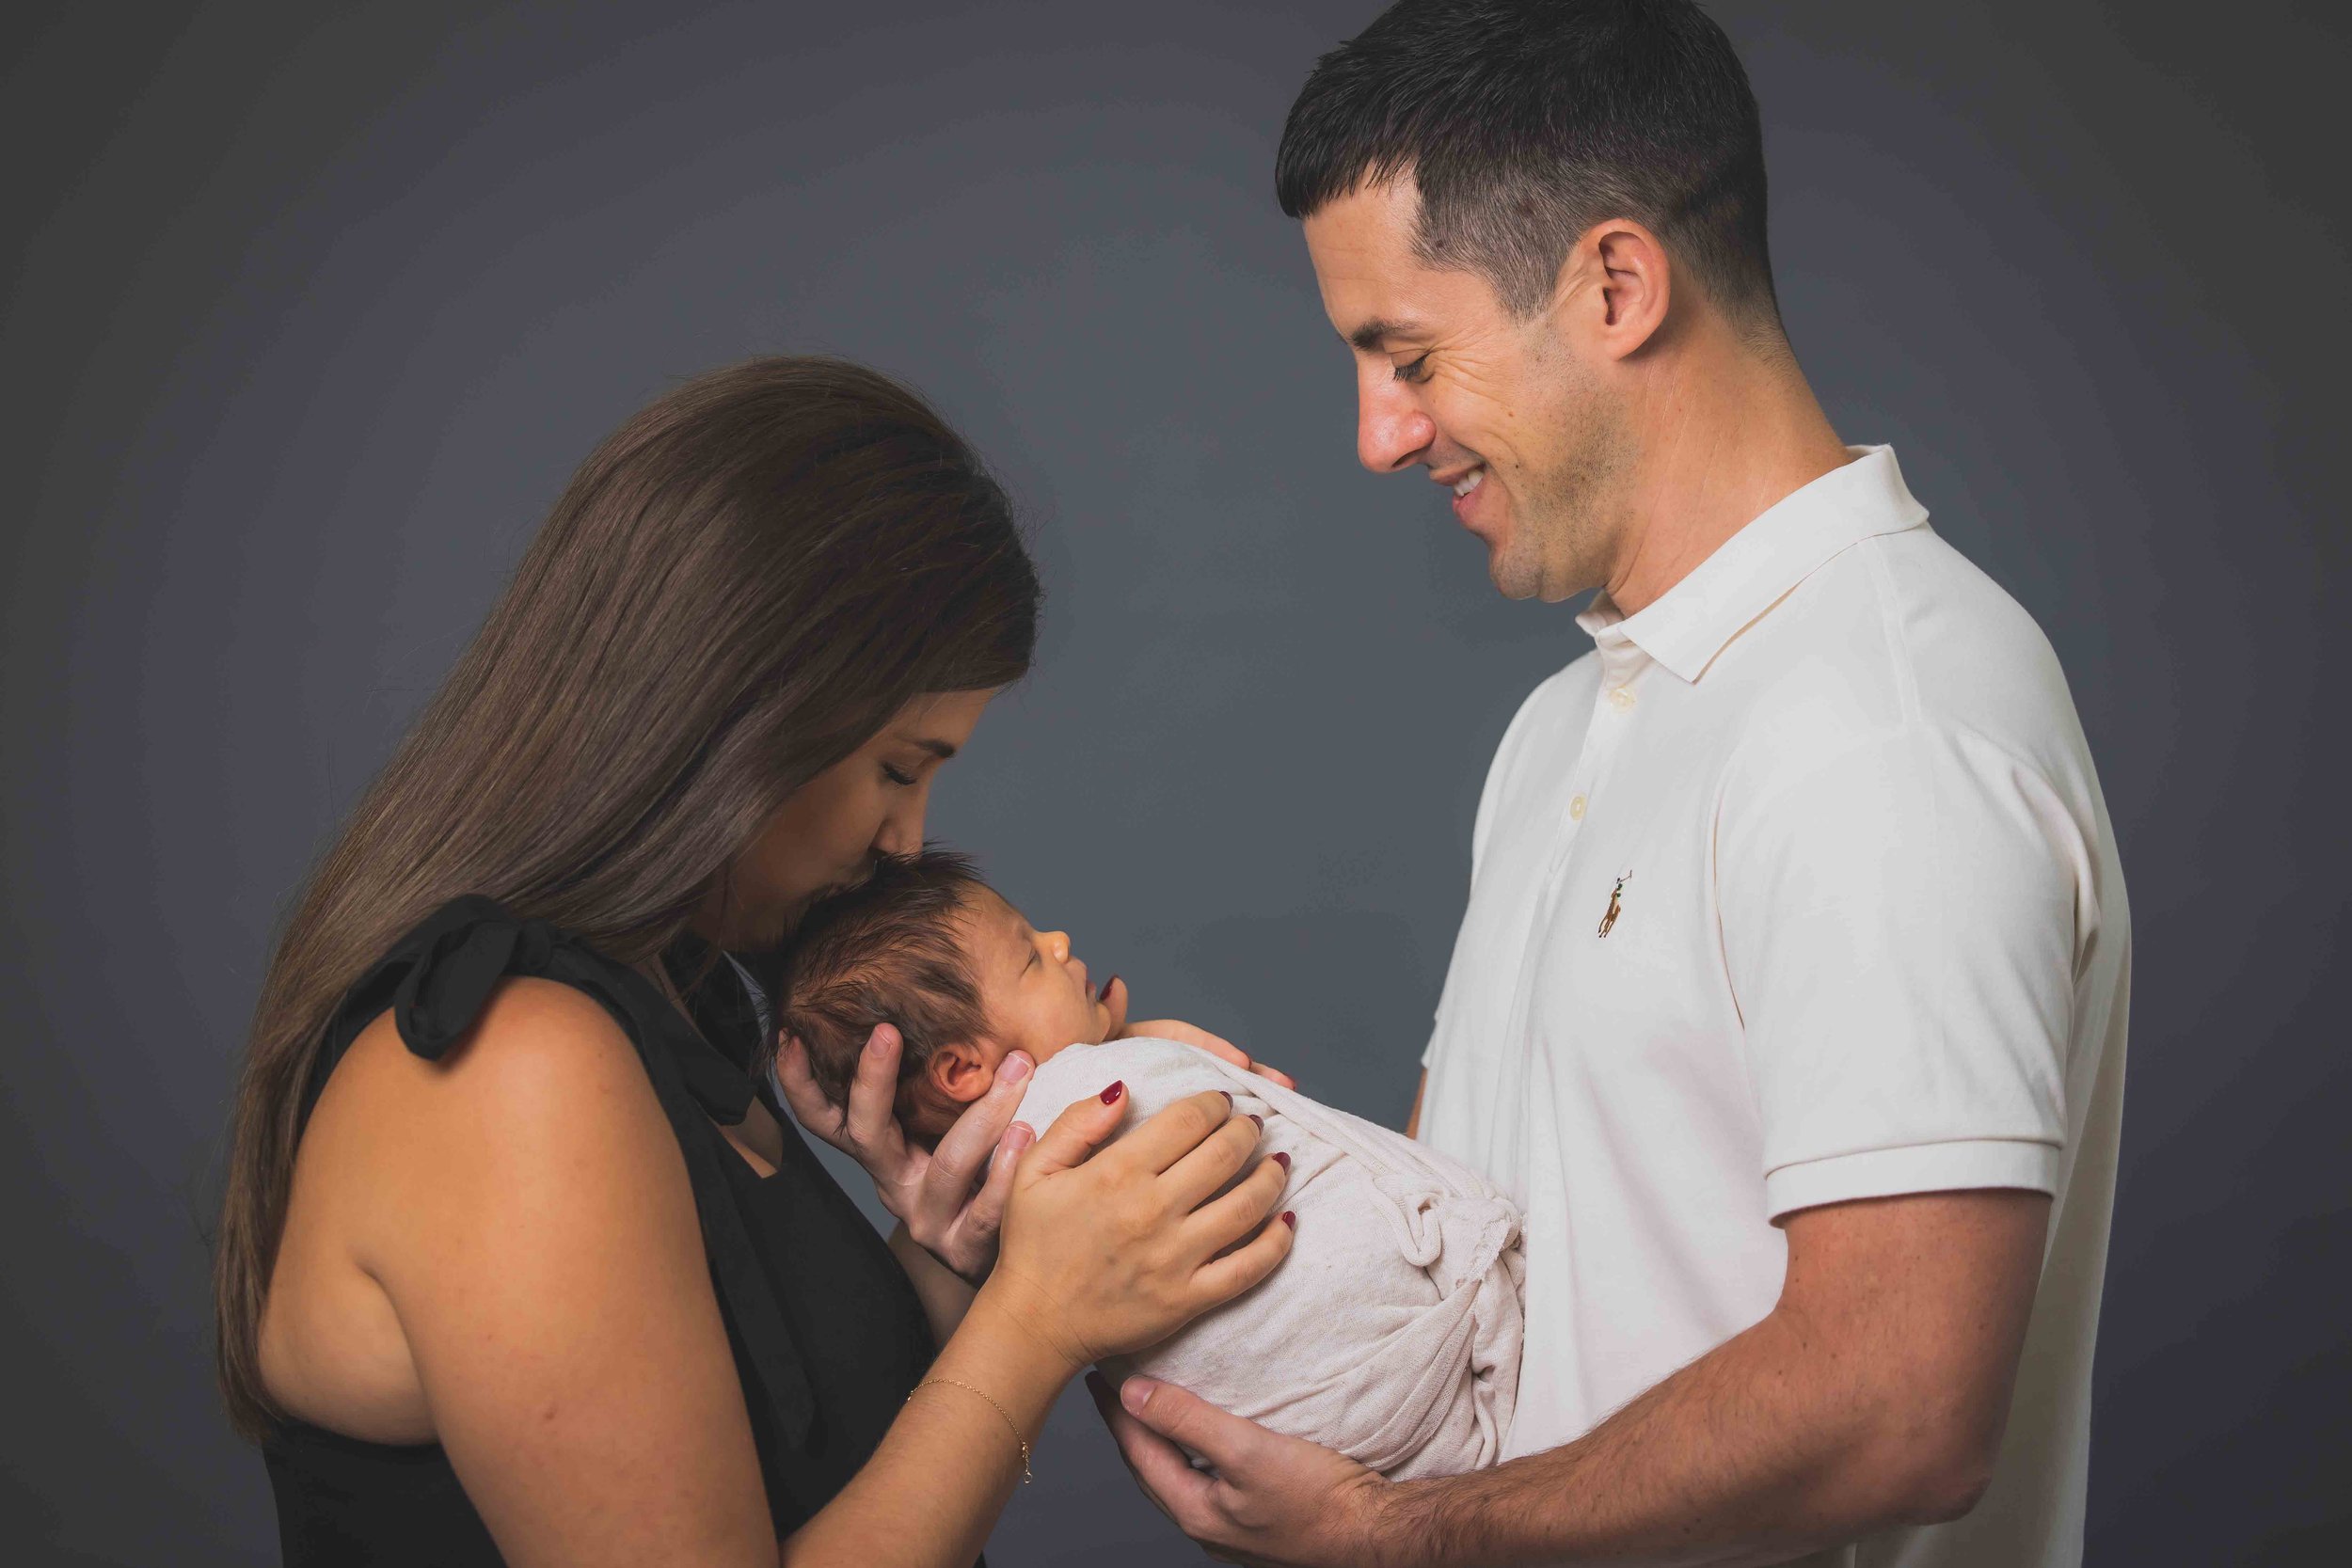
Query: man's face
[{"left": 1302, "top": 178, "right": 1625, "bottom": 601}]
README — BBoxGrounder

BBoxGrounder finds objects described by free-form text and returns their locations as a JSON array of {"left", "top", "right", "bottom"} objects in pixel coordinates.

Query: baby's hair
[{"left": 778, "top": 847, "right": 995, "bottom": 1110}]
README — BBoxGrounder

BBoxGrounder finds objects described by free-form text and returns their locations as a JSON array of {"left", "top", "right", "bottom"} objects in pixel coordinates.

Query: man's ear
[
  {"left": 927, "top": 1040, "right": 993, "bottom": 1105},
  {"left": 1555, "top": 217, "right": 1672, "bottom": 360}
]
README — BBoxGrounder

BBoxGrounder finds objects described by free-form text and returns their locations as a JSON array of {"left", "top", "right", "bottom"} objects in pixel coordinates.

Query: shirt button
[
  {"left": 1610, "top": 687, "right": 1636, "bottom": 712},
  {"left": 1568, "top": 794, "right": 1587, "bottom": 820}
]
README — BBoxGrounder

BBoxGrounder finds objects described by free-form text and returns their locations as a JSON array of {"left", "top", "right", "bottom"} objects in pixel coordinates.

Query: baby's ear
[{"left": 927, "top": 1040, "right": 994, "bottom": 1104}]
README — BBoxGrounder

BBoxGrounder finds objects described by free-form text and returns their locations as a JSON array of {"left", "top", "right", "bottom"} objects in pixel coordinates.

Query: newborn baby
[{"left": 779, "top": 849, "right": 1524, "bottom": 1480}]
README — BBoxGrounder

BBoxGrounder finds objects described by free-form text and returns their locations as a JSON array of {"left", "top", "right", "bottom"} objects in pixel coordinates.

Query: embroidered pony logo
[{"left": 1597, "top": 869, "right": 1632, "bottom": 938}]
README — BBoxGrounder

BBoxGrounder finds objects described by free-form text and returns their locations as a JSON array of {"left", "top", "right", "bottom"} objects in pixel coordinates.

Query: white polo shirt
[{"left": 1419, "top": 447, "right": 2128, "bottom": 1567}]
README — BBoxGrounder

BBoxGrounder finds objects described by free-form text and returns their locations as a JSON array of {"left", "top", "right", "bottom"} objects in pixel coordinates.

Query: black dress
[{"left": 262, "top": 896, "right": 938, "bottom": 1565}]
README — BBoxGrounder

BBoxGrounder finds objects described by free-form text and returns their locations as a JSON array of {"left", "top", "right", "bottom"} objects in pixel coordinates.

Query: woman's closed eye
[{"left": 882, "top": 763, "right": 917, "bottom": 787}]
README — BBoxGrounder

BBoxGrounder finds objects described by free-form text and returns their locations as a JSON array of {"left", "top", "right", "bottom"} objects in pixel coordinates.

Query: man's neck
[{"left": 1599, "top": 342, "right": 1851, "bottom": 618}]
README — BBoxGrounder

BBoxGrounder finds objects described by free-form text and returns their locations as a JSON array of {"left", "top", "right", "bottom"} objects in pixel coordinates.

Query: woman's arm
[
  {"left": 346, "top": 978, "right": 776, "bottom": 1566},
  {"left": 354, "top": 980, "right": 1291, "bottom": 1568},
  {"left": 791, "top": 1088, "right": 1292, "bottom": 1566},
  {"left": 785, "top": 1291, "right": 1071, "bottom": 1566},
  {"left": 888, "top": 1220, "right": 980, "bottom": 1346}
]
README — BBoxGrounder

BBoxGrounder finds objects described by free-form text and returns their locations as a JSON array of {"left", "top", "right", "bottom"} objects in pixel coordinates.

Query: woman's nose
[
  {"left": 873, "top": 798, "right": 925, "bottom": 859},
  {"left": 1358, "top": 372, "right": 1436, "bottom": 474}
]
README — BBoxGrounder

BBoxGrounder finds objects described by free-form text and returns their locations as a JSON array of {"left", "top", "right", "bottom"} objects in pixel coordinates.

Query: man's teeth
[{"left": 1454, "top": 467, "right": 1486, "bottom": 498}]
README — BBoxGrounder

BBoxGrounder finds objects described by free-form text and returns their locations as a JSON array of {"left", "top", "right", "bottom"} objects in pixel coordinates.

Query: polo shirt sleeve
[{"left": 1716, "top": 723, "right": 2091, "bottom": 1218}]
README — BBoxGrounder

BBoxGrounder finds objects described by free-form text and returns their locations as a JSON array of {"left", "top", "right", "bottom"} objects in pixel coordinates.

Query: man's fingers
[
  {"left": 1118, "top": 1376, "right": 1272, "bottom": 1479},
  {"left": 1089, "top": 1372, "right": 1218, "bottom": 1522},
  {"left": 843, "top": 1022, "right": 909, "bottom": 1154},
  {"left": 928, "top": 1051, "right": 1033, "bottom": 1195},
  {"left": 1022, "top": 1079, "right": 1133, "bottom": 1177},
  {"left": 1187, "top": 1199, "right": 1297, "bottom": 1309}
]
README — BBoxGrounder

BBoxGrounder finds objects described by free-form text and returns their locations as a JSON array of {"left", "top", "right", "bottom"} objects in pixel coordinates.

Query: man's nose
[{"left": 1358, "top": 373, "right": 1435, "bottom": 474}]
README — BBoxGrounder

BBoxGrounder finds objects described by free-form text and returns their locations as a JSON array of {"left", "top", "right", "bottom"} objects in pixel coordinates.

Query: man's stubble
[{"left": 1487, "top": 356, "right": 1631, "bottom": 605}]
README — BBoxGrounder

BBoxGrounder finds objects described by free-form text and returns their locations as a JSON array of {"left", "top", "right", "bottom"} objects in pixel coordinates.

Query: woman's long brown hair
[{"left": 213, "top": 356, "right": 1040, "bottom": 1439}]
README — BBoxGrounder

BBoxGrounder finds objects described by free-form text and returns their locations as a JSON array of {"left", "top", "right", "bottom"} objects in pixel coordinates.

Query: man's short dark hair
[
  {"left": 776, "top": 848, "right": 993, "bottom": 1109},
  {"left": 1276, "top": 0, "right": 1779, "bottom": 330}
]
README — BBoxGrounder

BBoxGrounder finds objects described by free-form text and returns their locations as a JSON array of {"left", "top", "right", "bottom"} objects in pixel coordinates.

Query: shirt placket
[{"left": 1539, "top": 636, "right": 1650, "bottom": 923}]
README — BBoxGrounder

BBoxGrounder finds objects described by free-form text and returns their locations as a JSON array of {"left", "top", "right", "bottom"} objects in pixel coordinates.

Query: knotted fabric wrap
[
  {"left": 1014, "top": 1038, "right": 1525, "bottom": 1478},
  {"left": 303, "top": 896, "right": 814, "bottom": 1452}
]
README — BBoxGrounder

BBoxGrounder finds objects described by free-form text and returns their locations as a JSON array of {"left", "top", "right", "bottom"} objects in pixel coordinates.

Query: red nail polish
[
  {"left": 1248, "top": 1114, "right": 1263, "bottom": 1131},
  {"left": 1100, "top": 1080, "right": 1124, "bottom": 1104},
  {"left": 1281, "top": 1211, "right": 1297, "bottom": 1228},
  {"left": 1273, "top": 1151, "right": 1290, "bottom": 1170},
  {"left": 1219, "top": 1090, "right": 1232, "bottom": 1105}
]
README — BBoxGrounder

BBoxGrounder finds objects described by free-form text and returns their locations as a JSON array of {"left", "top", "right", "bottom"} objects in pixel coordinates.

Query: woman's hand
[
  {"left": 1100, "top": 976, "right": 1296, "bottom": 1090},
  {"left": 977, "top": 1083, "right": 1297, "bottom": 1374},
  {"left": 775, "top": 1023, "right": 1031, "bottom": 1284}
]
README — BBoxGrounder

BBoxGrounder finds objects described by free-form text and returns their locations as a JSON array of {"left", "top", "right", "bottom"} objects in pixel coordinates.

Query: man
[{"left": 1088, "top": 3, "right": 2130, "bottom": 1564}]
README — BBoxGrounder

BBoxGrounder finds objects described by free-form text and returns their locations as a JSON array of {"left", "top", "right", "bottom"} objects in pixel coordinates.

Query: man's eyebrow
[{"left": 1347, "top": 317, "right": 1425, "bottom": 353}]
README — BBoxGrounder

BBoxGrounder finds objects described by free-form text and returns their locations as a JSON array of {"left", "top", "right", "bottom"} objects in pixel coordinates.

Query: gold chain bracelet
[{"left": 906, "top": 1377, "right": 1033, "bottom": 1483}]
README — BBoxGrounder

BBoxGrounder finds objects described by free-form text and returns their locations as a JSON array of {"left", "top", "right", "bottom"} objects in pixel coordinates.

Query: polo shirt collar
[{"left": 1574, "top": 445, "right": 1930, "bottom": 684}]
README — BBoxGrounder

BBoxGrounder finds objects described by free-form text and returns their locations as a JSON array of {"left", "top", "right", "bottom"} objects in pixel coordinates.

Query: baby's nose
[{"left": 1046, "top": 930, "right": 1072, "bottom": 962}]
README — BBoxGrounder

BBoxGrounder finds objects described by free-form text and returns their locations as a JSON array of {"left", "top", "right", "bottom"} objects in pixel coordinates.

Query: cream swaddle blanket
[{"left": 1014, "top": 1037, "right": 1525, "bottom": 1479}]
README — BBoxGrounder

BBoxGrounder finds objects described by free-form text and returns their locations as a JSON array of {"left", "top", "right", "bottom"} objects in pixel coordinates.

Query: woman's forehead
[{"left": 886, "top": 688, "right": 997, "bottom": 751}]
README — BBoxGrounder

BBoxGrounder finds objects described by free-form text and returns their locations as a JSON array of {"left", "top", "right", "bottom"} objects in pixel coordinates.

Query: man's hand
[
  {"left": 775, "top": 1022, "right": 1031, "bottom": 1283},
  {"left": 1087, "top": 1371, "right": 1390, "bottom": 1568}
]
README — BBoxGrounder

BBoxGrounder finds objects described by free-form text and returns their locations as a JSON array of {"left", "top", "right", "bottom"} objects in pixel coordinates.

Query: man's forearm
[{"left": 1383, "top": 1302, "right": 1976, "bottom": 1568}]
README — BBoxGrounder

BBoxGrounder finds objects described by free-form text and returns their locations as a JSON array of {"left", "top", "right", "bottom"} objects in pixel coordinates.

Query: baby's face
[{"left": 957, "top": 887, "right": 1114, "bottom": 1067}]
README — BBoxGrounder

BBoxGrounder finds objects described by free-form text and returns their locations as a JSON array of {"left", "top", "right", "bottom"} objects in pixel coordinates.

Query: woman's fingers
[
  {"left": 912, "top": 1053, "right": 1035, "bottom": 1278},
  {"left": 1180, "top": 1150, "right": 1289, "bottom": 1252},
  {"left": 1159, "top": 1110, "right": 1264, "bottom": 1213},
  {"left": 841, "top": 1022, "right": 910, "bottom": 1159},
  {"left": 771, "top": 1035, "right": 845, "bottom": 1142},
  {"left": 1185, "top": 1196, "right": 1297, "bottom": 1310},
  {"left": 1108, "top": 1089, "right": 1239, "bottom": 1177},
  {"left": 947, "top": 1119, "right": 1032, "bottom": 1280},
  {"left": 1021, "top": 1078, "right": 1135, "bottom": 1179},
  {"left": 926, "top": 1051, "right": 1032, "bottom": 1200},
  {"left": 1249, "top": 1060, "right": 1299, "bottom": 1091},
  {"left": 1126, "top": 1017, "right": 1298, "bottom": 1091}
]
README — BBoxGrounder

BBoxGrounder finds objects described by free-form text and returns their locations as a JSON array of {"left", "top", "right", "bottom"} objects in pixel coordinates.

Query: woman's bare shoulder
[
  {"left": 283, "top": 980, "right": 770, "bottom": 1553},
  {"left": 327, "top": 976, "right": 648, "bottom": 1131},
  {"left": 304, "top": 975, "right": 687, "bottom": 1266},
  {"left": 269, "top": 977, "right": 693, "bottom": 1440}
]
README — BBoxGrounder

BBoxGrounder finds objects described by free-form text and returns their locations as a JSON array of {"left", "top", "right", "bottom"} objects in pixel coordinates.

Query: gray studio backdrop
[{"left": 4, "top": 2, "right": 2345, "bottom": 1563}]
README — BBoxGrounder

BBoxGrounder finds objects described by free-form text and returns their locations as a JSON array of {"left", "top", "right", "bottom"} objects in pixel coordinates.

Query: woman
[{"left": 214, "top": 356, "right": 1295, "bottom": 1566}]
